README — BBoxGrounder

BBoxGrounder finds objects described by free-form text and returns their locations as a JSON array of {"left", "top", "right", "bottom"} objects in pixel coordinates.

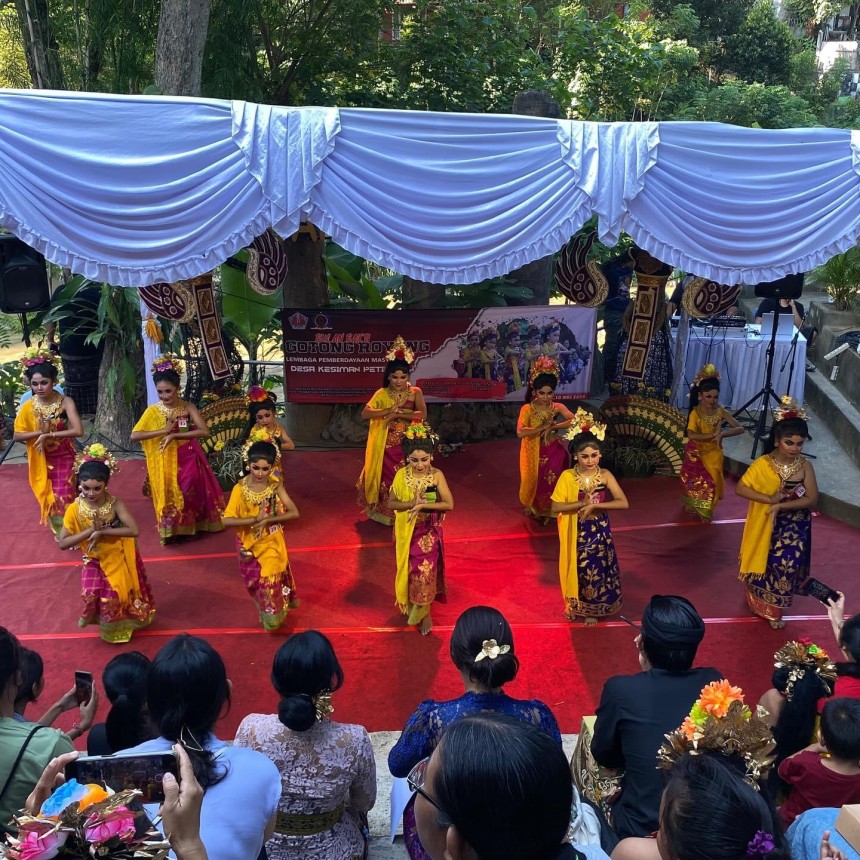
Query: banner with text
[{"left": 281, "top": 307, "right": 596, "bottom": 403}]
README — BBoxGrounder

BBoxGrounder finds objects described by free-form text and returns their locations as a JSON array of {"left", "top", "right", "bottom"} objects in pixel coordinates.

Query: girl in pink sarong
[{"left": 131, "top": 354, "right": 225, "bottom": 543}]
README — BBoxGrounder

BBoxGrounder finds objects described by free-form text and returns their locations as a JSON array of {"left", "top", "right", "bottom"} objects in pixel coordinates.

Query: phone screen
[
  {"left": 74, "top": 670, "right": 93, "bottom": 706},
  {"left": 801, "top": 577, "right": 839, "bottom": 606},
  {"left": 66, "top": 752, "right": 178, "bottom": 804}
]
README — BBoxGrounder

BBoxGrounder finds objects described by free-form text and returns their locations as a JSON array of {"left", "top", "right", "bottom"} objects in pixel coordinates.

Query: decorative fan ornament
[
  {"left": 556, "top": 232, "right": 609, "bottom": 307},
  {"left": 681, "top": 278, "right": 741, "bottom": 319},
  {"left": 139, "top": 280, "right": 196, "bottom": 323},
  {"left": 247, "top": 229, "right": 288, "bottom": 295}
]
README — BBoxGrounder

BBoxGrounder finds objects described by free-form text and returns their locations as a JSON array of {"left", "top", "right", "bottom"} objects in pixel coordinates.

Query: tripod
[{"left": 733, "top": 310, "right": 782, "bottom": 459}]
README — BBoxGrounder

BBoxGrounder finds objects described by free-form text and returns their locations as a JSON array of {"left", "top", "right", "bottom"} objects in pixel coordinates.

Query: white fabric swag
[{"left": 1, "top": 88, "right": 859, "bottom": 287}]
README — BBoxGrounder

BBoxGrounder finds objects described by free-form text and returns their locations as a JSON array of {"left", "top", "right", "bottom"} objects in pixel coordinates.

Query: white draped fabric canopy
[{"left": 1, "top": 88, "right": 859, "bottom": 286}]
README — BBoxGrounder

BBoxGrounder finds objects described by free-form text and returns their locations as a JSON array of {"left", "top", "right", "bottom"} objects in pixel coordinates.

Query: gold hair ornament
[
  {"left": 564, "top": 408, "right": 607, "bottom": 443},
  {"left": 313, "top": 690, "right": 334, "bottom": 721},
  {"left": 20, "top": 347, "right": 62, "bottom": 377},
  {"left": 74, "top": 443, "right": 119, "bottom": 476},
  {"left": 151, "top": 353, "right": 185, "bottom": 376},
  {"left": 474, "top": 639, "right": 511, "bottom": 662},
  {"left": 773, "top": 395, "right": 807, "bottom": 423},
  {"left": 385, "top": 335, "right": 415, "bottom": 365},
  {"left": 529, "top": 355, "right": 560, "bottom": 388},
  {"left": 773, "top": 639, "right": 836, "bottom": 702}
]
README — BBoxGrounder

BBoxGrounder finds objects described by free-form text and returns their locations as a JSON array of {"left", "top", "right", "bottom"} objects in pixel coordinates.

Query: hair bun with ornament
[
  {"left": 564, "top": 407, "right": 607, "bottom": 442},
  {"left": 657, "top": 679, "right": 776, "bottom": 788},
  {"left": 74, "top": 443, "right": 119, "bottom": 475},
  {"left": 773, "top": 639, "right": 836, "bottom": 702},
  {"left": 385, "top": 335, "right": 415, "bottom": 365},
  {"left": 151, "top": 353, "right": 184, "bottom": 376},
  {"left": 773, "top": 395, "right": 807, "bottom": 423},
  {"left": 21, "top": 347, "right": 62, "bottom": 376}
]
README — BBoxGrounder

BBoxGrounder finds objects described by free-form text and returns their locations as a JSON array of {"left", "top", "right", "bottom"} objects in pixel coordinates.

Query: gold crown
[
  {"left": 385, "top": 335, "right": 415, "bottom": 364},
  {"left": 773, "top": 395, "right": 807, "bottom": 422},
  {"left": 151, "top": 353, "right": 184, "bottom": 375}
]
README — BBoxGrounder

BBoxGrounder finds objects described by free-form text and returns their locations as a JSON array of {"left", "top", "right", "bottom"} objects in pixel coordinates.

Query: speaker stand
[{"left": 19, "top": 313, "right": 31, "bottom": 347}]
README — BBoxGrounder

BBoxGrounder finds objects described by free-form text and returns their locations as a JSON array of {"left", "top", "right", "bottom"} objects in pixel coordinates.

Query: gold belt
[{"left": 274, "top": 804, "right": 344, "bottom": 836}]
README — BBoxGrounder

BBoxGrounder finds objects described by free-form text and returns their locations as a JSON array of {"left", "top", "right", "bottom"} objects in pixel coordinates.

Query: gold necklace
[
  {"left": 405, "top": 466, "right": 435, "bottom": 493},
  {"left": 769, "top": 455, "right": 803, "bottom": 481},
  {"left": 241, "top": 478, "right": 276, "bottom": 507},
  {"left": 78, "top": 494, "right": 115, "bottom": 523},
  {"left": 157, "top": 400, "right": 186, "bottom": 425},
  {"left": 574, "top": 466, "right": 602, "bottom": 492},
  {"left": 32, "top": 395, "right": 63, "bottom": 423},
  {"left": 387, "top": 386, "right": 410, "bottom": 407},
  {"left": 696, "top": 407, "right": 722, "bottom": 428},
  {"left": 531, "top": 404, "right": 553, "bottom": 424}
]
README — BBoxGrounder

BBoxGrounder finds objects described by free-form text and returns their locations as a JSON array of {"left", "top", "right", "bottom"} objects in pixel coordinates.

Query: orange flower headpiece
[
  {"left": 20, "top": 347, "right": 61, "bottom": 376},
  {"left": 74, "top": 443, "right": 119, "bottom": 476},
  {"left": 774, "top": 639, "right": 836, "bottom": 702},
  {"left": 385, "top": 335, "right": 415, "bottom": 365},
  {"left": 657, "top": 680, "right": 776, "bottom": 788},
  {"left": 529, "top": 355, "right": 559, "bottom": 388},
  {"left": 247, "top": 385, "right": 274, "bottom": 404},
  {"left": 773, "top": 394, "right": 807, "bottom": 423},
  {"left": 564, "top": 408, "right": 607, "bottom": 443},
  {"left": 151, "top": 353, "right": 184, "bottom": 376},
  {"left": 693, "top": 363, "right": 720, "bottom": 387}
]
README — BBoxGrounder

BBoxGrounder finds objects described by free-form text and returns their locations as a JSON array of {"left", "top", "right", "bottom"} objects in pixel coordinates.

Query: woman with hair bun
[
  {"left": 679, "top": 365, "right": 743, "bottom": 521},
  {"left": 389, "top": 606, "right": 561, "bottom": 860},
  {"left": 517, "top": 356, "right": 575, "bottom": 522},
  {"left": 13, "top": 350, "right": 84, "bottom": 534},
  {"left": 222, "top": 440, "right": 300, "bottom": 631},
  {"left": 551, "top": 412, "right": 628, "bottom": 625},
  {"left": 130, "top": 354, "right": 224, "bottom": 543},
  {"left": 357, "top": 335, "right": 427, "bottom": 525},
  {"left": 388, "top": 422, "right": 453, "bottom": 636},
  {"left": 234, "top": 631, "right": 376, "bottom": 860},
  {"left": 736, "top": 402, "right": 818, "bottom": 629},
  {"left": 58, "top": 446, "right": 155, "bottom": 643},
  {"left": 87, "top": 651, "right": 153, "bottom": 754}
]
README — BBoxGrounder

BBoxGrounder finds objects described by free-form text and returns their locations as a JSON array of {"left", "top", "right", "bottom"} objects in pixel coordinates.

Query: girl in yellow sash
[
  {"left": 357, "top": 335, "right": 427, "bottom": 525},
  {"left": 551, "top": 412, "right": 628, "bottom": 625},
  {"left": 389, "top": 422, "right": 453, "bottom": 636},
  {"left": 131, "top": 354, "right": 224, "bottom": 543},
  {"left": 737, "top": 403, "right": 818, "bottom": 629},
  {"left": 58, "top": 446, "right": 155, "bottom": 643},
  {"left": 13, "top": 350, "right": 83, "bottom": 534},
  {"left": 223, "top": 440, "right": 300, "bottom": 631},
  {"left": 679, "top": 365, "right": 744, "bottom": 521}
]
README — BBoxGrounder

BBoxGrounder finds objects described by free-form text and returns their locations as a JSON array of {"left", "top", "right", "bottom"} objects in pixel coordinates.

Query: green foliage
[
  {"left": 0, "top": 359, "right": 25, "bottom": 416},
  {"left": 324, "top": 242, "right": 400, "bottom": 308},
  {"left": 219, "top": 251, "right": 283, "bottom": 351},
  {"left": 650, "top": 0, "right": 756, "bottom": 45},
  {"left": 0, "top": 6, "right": 29, "bottom": 88},
  {"left": 807, "top": 248, "right": 860, "bottom": 311},
  {"left": 723, "top": 2, "right": 794, "bottom": 86},
  {"left": 677, "top": 81, "right": 817, "bottom": 128},
  {"left": 782, "top": 0, "right": 842, "bottom": 26}
]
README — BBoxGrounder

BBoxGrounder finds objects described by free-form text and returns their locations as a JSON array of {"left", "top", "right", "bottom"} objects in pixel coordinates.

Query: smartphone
[
  {"left": 65, "top": 751, "right": 179, "bottom": 804},
  {"left": 74, "top": 670, "right": 93, "bottom": 706},
  {"left": 800, "top": 577, "right": 840, "bottom": 606},
  {"left": 423, "top": 485, "right": 438, "bottom": 504}
]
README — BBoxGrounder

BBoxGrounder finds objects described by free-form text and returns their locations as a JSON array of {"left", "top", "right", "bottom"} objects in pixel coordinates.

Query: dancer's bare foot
[
  {"left": 584, "top": 617, "right": 598, "bottom": 627},
  {"left": 419, "top": 616, "right": 433, "bottom": 636},
  {"left": 769, "top": 619, "right": 785, "bottom": 629}
]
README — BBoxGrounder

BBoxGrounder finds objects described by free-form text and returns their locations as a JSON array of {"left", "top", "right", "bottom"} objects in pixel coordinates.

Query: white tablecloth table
[{"left": 671, "top": 326, "right": 806, "bottom": 412}]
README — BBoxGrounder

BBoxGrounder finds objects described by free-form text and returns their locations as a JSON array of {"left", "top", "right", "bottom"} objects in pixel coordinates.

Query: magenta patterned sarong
[
  {"left": 158, "top": 440, "right": 225, "bottom": 541},
  {"left": 236, "top": 537, "right": 297, "bottom": 631},
  {"left": 531, "top": 440, "right": 570, "bottom": 520}
]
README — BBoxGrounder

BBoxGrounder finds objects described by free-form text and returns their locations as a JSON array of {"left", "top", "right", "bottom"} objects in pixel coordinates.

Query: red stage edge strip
[
  {"left": 17, "top": 613, "right": 831, "bottom": 642},
  {"left": 0, "top": 517, "right": 747, "bottom": 572}
]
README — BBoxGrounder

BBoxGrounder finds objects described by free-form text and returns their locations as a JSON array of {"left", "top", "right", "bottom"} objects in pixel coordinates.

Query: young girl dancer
[
  {"left": 130, "top": 354, "right": 224, "bottom": 543},
  {"left": 222, "top": 440, "right": 300, "bottom": 631},
  {"left": 58, "top": 446, "right": 155, "bottom": 643},
  {"left": 389, "top": 422, "right": 453, "bottom": 636},
  {"left": 242, "top": 386, "right": 295, "bottom": 454},
  {"left": 551, "top": 412, "right": 628, "bottom": 625},
  {"left": 516, "top": 357, "right": 574, "bottom": 523},
  {"left": 679, "top": 364, "right": 743, "bottom": 521}
]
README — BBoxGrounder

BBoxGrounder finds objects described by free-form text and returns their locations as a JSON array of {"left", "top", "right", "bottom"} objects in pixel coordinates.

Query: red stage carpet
[{"left": 1, "top": 439, "right": 856, "bottom": 742}]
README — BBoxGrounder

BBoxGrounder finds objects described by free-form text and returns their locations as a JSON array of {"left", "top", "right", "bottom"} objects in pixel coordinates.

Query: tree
[
  {"left": 156, "top": 0, "right": 211, "bottom": 94},
  {"left": 0, "top": 5, "right": 28, "bottom": 86},
  {"left": 724, "top": 1, "right": 795, "bottom": 87}
]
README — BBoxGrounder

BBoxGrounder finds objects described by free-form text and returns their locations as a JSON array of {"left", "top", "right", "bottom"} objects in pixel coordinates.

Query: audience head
[
  {"left": 639, "top": 595, "right": 705, "bottom": 672},
  {"left": 658, "top": 754, "right": 788, "bottom": 860},
  {"left": 449, "top": 606, "right": 519, "bottom": 690},
  {"left": 13, "top": 648, "right": 44, "bottom": 714},
  {"left": 820, "top": 697, "right": 860, "bottom": 761},
  {"left": 103, "top": 651, "right": 152, "bottom": 753},
  {"left": 837, "top": 613, "right": 860, "bottom": 669},
  {"left": 146, "top": 634, "right": 229, "bottom": 788},
  {"left": 415, "top": 713, "right": 573, "bottom": 860},
  {"left": 0, "top": 626, "right": 21, "bottom": 703},
  {"left": 271, "top": 631, "right": 344, "bottom": 732}
]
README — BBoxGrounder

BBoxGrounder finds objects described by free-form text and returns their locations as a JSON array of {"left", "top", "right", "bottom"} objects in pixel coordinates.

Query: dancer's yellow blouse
[{"left": 223, "top": 479, "right": 288, "bottom": 580}]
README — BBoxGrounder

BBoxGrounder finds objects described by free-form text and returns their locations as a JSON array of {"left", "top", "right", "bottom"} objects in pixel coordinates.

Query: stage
[{"left": 1, "top": 440, "right": 856, "bottom": 742}]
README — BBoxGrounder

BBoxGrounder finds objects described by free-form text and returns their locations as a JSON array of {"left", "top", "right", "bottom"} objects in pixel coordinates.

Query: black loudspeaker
[
  {"left": 754, "top": 273, "right": 804, "bottom": 300},
  {"left": 0, "top": 235, "right": 50, "bottom": 313}
]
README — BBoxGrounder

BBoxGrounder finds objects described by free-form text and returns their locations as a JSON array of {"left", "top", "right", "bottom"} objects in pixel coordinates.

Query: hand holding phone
[
  {"left": 65, "top": 751, "right": 179, "bottom": 804},
  {"left": 800, "top": 577, "right": 840, "bottom": 606},
  {"left": 74, "top": 671, "right": 93, "bottom": 706}
]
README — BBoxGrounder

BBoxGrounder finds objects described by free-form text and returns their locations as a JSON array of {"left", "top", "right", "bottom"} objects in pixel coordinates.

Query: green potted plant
[
  {"left": 604, "top": 441, "right": 656, "bottom": 479},
  {"left": 807, "top": 248, "right": 860, "bottom": 312},
  {"left": 0, "top": 360, "right": 24, "bottom": 441}
]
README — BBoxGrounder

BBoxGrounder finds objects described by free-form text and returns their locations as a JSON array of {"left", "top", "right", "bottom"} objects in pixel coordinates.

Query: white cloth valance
[{"left": 0, "top": 89, "right": 858, "bottom": 287}]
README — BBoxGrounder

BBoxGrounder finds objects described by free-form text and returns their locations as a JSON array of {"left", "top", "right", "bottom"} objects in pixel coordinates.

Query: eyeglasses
[{"left": 407, "top": 757, "right": 443, "bottom": 814}]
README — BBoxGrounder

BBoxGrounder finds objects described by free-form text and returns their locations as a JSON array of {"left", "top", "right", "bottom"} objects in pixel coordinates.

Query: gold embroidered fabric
[
  {"left": 768, "top": 455, "right": 804, "bottom": 482},
  {"left": 573, "top": 466, "right": 603, "bottom": 493},
  {"left": 240, "top": 477, "right": 278, "bottom": 507},
  {"left": 31, "top": 395, "right": 64, "bottom": 424},
  {"left": 405, "top": 466, "right": 436, "bottom": 495},
  {"left": 77, "top": 494, "right": 116, "bottom": 525}
]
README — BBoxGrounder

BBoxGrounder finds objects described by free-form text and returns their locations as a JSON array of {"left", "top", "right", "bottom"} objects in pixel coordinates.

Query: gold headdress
[
  {"left": 243, "top": 426, "right": 281, "bottom": 462},
  {"left": 20, "top": 347, "right": 61, "bottom": 376},
  {"left": 657, "top": 680, "right": 776, "bottom": 789},
  {"left": 385, "top": 335, "right": 415, "bottom": 365},
  {"left": 773, "top": 639, "right": 836, "bottom": 702},
  {"left": 773, "top": 394, "right": 807, "bottom": 422},
  {"left": 74, "top": 443, "right": 119, "bottom": 475},
  {"left": 247, "top": 385, "right": 274, "bottom": 404},
  {"left": 693, "top": 363, "right": 720, "bottom": 387},
  {"left": 529, "top": 355, "right": 559, "bottom": 387},
  {"left": 151, "top": 353, "right": 184, "bottom": 375},
  {"left": 564, "top": 407, "right": 607, "bottom": 442},
  {"left": 403, "top": 420, "right": 438, "bottom": 445}
]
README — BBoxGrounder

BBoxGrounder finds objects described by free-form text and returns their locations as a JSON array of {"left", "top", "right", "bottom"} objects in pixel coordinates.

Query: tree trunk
[
  {"left": 402, "top": 276, "right": 445, "bottom": 308},
  {"left": 14, "top": 0, "right": 65, "bottom": 88},
  {"left": 94, "top": 336, "right": 145, "bottom": 449},
  {"left": 282, "top": 226, "right": 333, "bottom": 443},
  {"left": 155, "top": 0, "right": 211, "bottom": 95}
]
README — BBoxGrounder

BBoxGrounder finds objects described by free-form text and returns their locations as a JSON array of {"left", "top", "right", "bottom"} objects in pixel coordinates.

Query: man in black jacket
[{"left": 590, "top": 595, "right": 721, "bottom": 839}]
